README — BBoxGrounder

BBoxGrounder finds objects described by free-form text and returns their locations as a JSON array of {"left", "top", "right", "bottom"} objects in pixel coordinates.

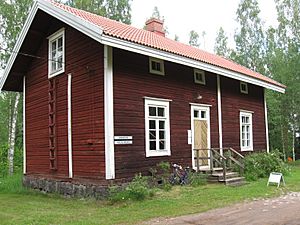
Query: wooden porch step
[{"left": 225, "top": 177, "right": 246, "bottom": 186}]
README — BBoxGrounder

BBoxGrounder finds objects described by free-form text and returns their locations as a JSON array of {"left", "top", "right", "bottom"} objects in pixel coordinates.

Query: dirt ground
[{"left": 142, "top": 192, "right": 300, "bottom": 225}]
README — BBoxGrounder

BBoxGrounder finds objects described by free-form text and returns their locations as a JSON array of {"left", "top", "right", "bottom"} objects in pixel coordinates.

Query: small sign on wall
[
  {"left": 187, "top": 130, "right": 192, "bottom": 145},
  {"left": 267, "top": 172, "right": 285, "bottom": 188},
  {"left": 114, "top": 136, "right": 133, "bottom": 145}
]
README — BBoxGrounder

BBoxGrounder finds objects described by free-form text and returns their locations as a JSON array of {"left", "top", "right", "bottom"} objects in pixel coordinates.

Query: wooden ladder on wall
[{"left": 48, "top": 79, "right": 57, "bottom": 170}]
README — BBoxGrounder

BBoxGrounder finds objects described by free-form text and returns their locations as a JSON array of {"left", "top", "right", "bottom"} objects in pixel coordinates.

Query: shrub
[
  {"left": 188, "top": 172, "right": 207, "bottom": 186},
  {"left": 244, "top": 151, "right": 290, "bottom": 181},
  {"left": 149, "top": 161, "right": 172, "bottom": 190},
  {"left": 109, "top": 173, "right": 154, "bottom": 202}
]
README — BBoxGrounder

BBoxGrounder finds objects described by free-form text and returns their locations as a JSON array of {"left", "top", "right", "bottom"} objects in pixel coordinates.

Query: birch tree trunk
[{"left": 8, "top": 93, "right": 20, "bottom": 176}]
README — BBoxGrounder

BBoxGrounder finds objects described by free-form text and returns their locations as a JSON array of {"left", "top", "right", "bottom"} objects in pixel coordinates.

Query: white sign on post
[{"left": 267, "top": 172, "right": 285, "bottom": 188}]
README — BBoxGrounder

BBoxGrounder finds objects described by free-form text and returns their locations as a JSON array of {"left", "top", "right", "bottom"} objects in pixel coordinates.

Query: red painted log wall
[{"left": 25, "top": 21, "right": 105, "bottom": 179}]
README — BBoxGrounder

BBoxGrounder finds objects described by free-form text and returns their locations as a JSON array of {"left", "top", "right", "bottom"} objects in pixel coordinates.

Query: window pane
[
  {"left": 246, "top": 126, "right": 249, "bottom": 133},
  {"left": 201, "top": 111, "right": 206, "bottom": 119},
  {"left": 58, "top": 37, "right": 62, "bottom": 48},
  {"left": 245, "top": 117, "right": 249, "bottom": 124},
  {"left": 242, "top": 140, "right": 245, "bottom": 147},
  {"left": 159, "top": 120, "right": 165, "bottom": 129},
  {"left": 149, "top": 106, "right": 156, "bottom": 116},
  {"left": 52, "top": 41, "right": 56, "bottom": 51},
  {"left": 149, "top": 120, "right": 155, "bottom": 129},
  {"left": 57, "top": 56, "right": 62, "bottom": 69},
  {"left": 52, "top": 61, "right": 56, "bottom": 71},
  {"left": 150, "top": 141, "right": 156, "bottom": 150},
  {"left": 158, "top": 107, "right": 165, "bottom": 117},
  {"left": 149, "top": 130, "right": 156, "bottom": 140},
  {"left": 159, "top": 131, "right": 165, "bottom": 139},
  {"left": 194, "top": 110, "right": 199, "bottom": 118},
  {"left": 159, "top": 141, "right": 165, "bottom": 150}
]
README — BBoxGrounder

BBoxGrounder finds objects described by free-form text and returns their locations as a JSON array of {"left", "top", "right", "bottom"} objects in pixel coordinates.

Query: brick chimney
[{"left": 145, "top": 18, "right": 165, "bottom": 37}]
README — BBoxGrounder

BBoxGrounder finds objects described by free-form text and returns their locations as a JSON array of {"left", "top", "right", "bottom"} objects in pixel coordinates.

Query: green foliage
[
  {"left": 149, "top": 161, "right": 172, "bottom": 190},
  {"left": 0, "top": 144, "right": 23, "bottom": 177},
  {"left": 0, "top": 172, "right": 27, "bottom": 194},
  {"left": 189, "top": 30, "right": 200, "bottom": 47},
  {"left": 244, "top": 151, "right": 290, "bottom": 181},
  {"left": 109, "top": 173, "right": 154, "bottom": 202},
  {"left": 66, "top": 0, "right": 132, "bottom": 24},
  {"left": 214, "top": 27, "right": 231, "bottom": 58},
  {"left": 188, "top": 172, "right": 207, "bottom": 186}
]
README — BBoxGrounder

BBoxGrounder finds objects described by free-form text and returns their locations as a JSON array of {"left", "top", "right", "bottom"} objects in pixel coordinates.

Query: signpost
[{"left": 267, "top": 172, "right": 285, "bottom": 188}]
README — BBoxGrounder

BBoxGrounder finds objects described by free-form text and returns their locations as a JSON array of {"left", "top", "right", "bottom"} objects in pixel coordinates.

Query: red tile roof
[{"left": 51, "top": 1, "right": 285, "bottom": 88}]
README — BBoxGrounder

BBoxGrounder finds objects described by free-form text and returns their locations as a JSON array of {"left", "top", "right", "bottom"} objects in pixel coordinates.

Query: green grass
[{"left": 0, "top": 165, "right": 300, "bottom": 225}]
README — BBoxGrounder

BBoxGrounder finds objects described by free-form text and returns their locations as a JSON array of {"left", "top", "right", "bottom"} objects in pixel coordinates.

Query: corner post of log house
[
  {"left": 217, "top": 75, "right": 223, "bottom": 156},
  {"left": 23, "top": 75, "right": 26, "bottom": 175},
  {"left": 68, "top": 73, "right": 73, "bottom": 178},
  {"left": 104, "top": 45, "right": 115, "bottom": 179}
]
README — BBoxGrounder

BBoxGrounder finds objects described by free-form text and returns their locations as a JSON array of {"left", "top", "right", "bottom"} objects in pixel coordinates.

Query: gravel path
[{"left": 142, "top": 192, "right": 300, "bottom": 225}]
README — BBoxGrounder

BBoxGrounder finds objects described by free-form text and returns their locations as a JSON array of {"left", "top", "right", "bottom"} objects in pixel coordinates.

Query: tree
[
  {"left": 201, "top": 31, "right": 206, "bottom": 49},
  {"left": 66, "top": 0, "right": 132, "bottom": 24},
  {"left": 265, "top": 0, "right": 300, "bottom": 157},
  {"left": 151, "top": 6, "right": 161, "bottom": 20},
  {"left": 214, "top": 27, "right": 231, "bottom": 57},
  {"left": 189, "top": 30, "right": 200, "bottom": 47},
  {"left": 233, "top": 0, "right": 265, "bottom": 73},
  {"left": 174, "top": 34, "right": 179, "bottom": 41}
]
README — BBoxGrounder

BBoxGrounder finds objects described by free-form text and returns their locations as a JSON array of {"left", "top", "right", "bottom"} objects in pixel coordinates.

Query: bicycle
[{"left": 169, "top": 163, "right": 190, "bottom": 185}]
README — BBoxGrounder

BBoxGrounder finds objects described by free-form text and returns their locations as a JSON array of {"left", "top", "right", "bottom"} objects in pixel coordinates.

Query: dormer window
[
  {"left": 48, "top": 28, "right": 65, "bottom": 78},
  {"left": 240, "top": 82, "right": 248, "bottom": 94},
  {"left": 194, "top": 69, "right": 206, "bottom": 85},
  {"left": 149, "top": 57, "right": 165, "bottom": 75}
]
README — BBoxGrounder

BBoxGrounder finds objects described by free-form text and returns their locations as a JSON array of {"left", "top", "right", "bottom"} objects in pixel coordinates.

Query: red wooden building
[{"left": 0, "top": 0, "right": 285, "bottom": 196}]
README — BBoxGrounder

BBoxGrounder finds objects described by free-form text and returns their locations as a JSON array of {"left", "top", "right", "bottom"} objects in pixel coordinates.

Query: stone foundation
[{"left": 23, "top": 175, "right": 109, "bottom": 199}]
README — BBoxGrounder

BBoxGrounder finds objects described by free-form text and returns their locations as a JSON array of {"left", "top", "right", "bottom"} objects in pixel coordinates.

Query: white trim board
[
  {"left": 0, "top": 0, "right": 285, "bottom": 94},
  {"left": 264, "top": 89, "right": 270, "bottom": 153},
  {"left": 217, "top": 75, "right": 223, "bottom": 155},
  {"left": 67, "top": 73, "right": 73, "bottom": 178},
  {"left": 23, "top": 76, "right": 26, "bottom": 174},
  {"left": 104, "top": 45, "right": 115, "bottom": 179}
]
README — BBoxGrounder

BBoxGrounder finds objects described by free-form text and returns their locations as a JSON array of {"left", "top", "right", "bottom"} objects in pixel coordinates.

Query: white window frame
[
  {"left": 194, "top": 69, "right": 206, "bottom": 85},
  {"left": 48, "top": 28, "right": 65, "bottom": 78},
  {"left": 149, "top": 57, "right": 165, "bottom": 76},
  {"left": 145, "top": 98, "right": 170, "bottom": 157},
  {"left": 240, "top": 81, "right": 248, "bottom": 94},
  {"left": 240, "top": 111, "right": 253, "bottom": 151}
]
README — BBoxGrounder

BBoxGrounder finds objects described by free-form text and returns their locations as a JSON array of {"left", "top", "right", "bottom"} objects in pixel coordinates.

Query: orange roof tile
[{"left": 51, "top": 1, "right": 285, "bottom": 89}]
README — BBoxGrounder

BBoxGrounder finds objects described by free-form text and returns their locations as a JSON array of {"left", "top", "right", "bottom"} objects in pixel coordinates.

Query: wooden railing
[{"left": 193, "top": 148, "right": 245, "bottom": 181}]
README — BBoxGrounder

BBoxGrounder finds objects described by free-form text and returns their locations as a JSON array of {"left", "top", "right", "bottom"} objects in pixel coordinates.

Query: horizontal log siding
[
  {"left": 113, "top": 49, "right": 219, "bottom": 179},
  {"left": 221, "top": 77, "right": 266, "bottom": 152},
  {"left": 68, "top": 27, "right": 105, "bottom": 178},
  {"left": 26, "top": 22, "right": 105, "bottom": 179}
]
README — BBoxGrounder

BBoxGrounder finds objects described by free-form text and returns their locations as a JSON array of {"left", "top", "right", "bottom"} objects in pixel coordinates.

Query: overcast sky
[{"left": 131, "top": 0, "right": 278, "bottom": 53}]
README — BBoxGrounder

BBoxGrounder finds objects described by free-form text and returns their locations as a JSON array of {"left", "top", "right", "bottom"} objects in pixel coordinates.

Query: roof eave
[{"left": 101, "top": 34, "right": 285, "bottom": 93}]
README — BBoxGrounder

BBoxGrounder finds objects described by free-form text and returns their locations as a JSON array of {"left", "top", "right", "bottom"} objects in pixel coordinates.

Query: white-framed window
[
  {"left": 145, "top": 98, "right": 170, "bottom": 157},
  {"left": 240, "top": 82, "right": 248, "bottom": 94},
  {"left": 149, "top": 57, "right": 165, "bottom": 76},
  {"left": 48, "top": 28, "right": 65, "bottom": 78},
  {"left": 194, "top": 69, "right": 206, "bottom": 85},
  {"left": 240, "top": 111, "right": 253, "bottom": 151}
]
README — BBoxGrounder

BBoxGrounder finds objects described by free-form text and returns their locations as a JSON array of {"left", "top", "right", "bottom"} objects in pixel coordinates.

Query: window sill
[
  {"left": 48, "top": 68, "right": 65, "bottom": 79},
  {"left": 241, "top": 148, "right": 253, "bottom": 152},
  {"left": 146, "top": 150, "right": 171, "bottom": 157}
]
